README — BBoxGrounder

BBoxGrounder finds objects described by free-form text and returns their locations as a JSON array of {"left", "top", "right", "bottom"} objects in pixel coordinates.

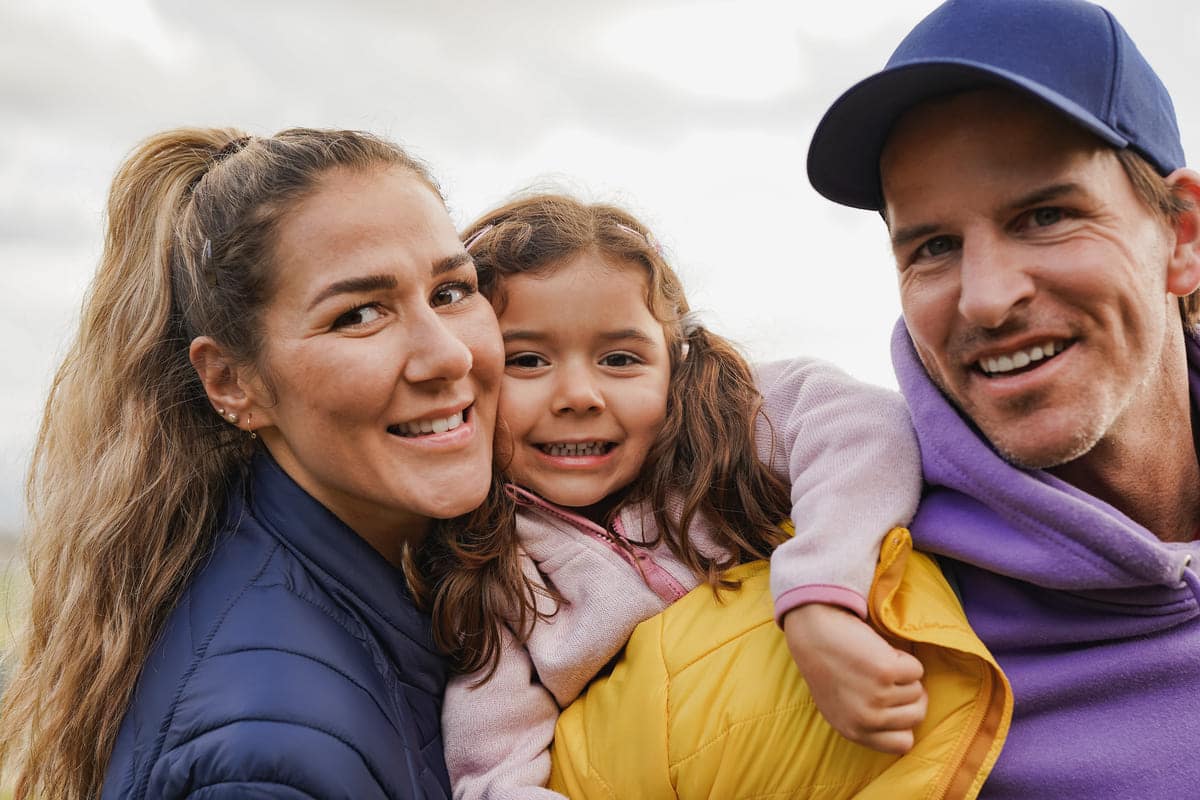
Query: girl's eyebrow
[
  {"left": 501, "top": 328, "right": 658, "bottom": 345},
  {"left": 599, "top": 328, "right": 658, "bottom": 345},
  {"left": 502, "top": 329, "right": 545, "bottom": 344}
]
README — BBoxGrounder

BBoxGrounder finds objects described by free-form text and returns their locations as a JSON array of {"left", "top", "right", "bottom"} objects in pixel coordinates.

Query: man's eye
[
  {"left": 505, "top": 353, "right": 547, "bottom": 369},
  {"left": 432, "top": 282, "right": 475, "bottom": 307},
  {"left": 1030, "top": 207, "right": 1064, "bottom": 227},
  {"left": 917, "top": 235, "right": 957, "bottom": 259},
  {"left": 332, "top": 304, "right": 383, "bottom": 329}
]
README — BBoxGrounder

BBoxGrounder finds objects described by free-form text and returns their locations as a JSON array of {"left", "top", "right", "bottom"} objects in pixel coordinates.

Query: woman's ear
[
  {"left": 189, "top": 336, "right": 269, "bottom": 433},
  {"left": 1165, "top": 168, "right": 1200, "bottom": 298}
]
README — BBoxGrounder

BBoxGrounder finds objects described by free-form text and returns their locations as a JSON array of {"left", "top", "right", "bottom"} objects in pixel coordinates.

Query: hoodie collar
[{"left": 892, "top": 318, "right": 1198, "bottom": 591}]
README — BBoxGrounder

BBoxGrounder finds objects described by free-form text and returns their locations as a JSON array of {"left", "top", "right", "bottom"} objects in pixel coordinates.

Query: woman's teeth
[
  {"left": 540, "top": 441, "right": 609, "bottom": 457},
  {"left": 978, "top": 340, "right": 1065, "bottom": 375},
  {"left": 390, "top": 410, "right": 464, "bottom": 437}
]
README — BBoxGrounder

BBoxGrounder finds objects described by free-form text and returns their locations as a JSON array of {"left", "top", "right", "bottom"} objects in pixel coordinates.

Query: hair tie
[
  {"left": 463, "top": 223, "right": 494, "bottom": 252},
  {"left": 614, "top": 222, "right": 663, "bottom": 257},
  {"left": 188, "top": 136, "right": 253, "bottom": 197},
  {"left": 214, "top": 136, "right": 253, "bottom": 162}
]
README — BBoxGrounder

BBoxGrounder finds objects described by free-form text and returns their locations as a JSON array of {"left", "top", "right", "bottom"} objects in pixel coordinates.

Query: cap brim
[{"left": 807, "top": 60, "right": 1130, "bottom": 210}]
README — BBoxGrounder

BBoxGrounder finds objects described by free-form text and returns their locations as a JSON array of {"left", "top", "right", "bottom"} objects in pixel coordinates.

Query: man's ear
[
  {"left": 189, "top": 336, "right": 271, "bottom": 433},
  {"left": 1165, "top": 168, "right": 1200, "bottom": 298}
]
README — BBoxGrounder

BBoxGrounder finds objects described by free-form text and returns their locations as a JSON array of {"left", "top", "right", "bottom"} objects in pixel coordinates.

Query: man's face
[{"left": 881, "top": 89, "right": 1184, "bottom": 469}]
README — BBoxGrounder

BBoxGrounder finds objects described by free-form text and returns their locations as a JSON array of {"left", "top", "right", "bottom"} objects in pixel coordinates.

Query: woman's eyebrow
[
  {"left": 306, "top": 253, "right": 472, "bottom": 311},
  {"left": 434, "top": 251, "right": 472, "bottom": 277},
  {"left": 308, "top": 274, "right": 398, "bottom": 310}
]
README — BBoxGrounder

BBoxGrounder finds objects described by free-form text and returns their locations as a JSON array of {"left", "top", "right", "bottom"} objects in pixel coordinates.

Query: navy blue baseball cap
[{"left": 807, "top": 0, "right": 1185, "bottom": 210}]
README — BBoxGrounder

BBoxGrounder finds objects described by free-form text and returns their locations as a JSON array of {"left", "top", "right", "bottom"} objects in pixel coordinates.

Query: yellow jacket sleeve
[{"left": 548, "top": 528, "right": 1011, "bottom": 800}]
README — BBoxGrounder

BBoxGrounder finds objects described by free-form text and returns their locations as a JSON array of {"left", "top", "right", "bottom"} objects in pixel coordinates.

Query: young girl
[{"left": 428, "top": 194, "right": 926, "bottom": 798}]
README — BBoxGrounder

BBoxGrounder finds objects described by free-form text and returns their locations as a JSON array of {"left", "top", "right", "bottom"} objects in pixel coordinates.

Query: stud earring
[{"left": 226, "top": 412, "right": 239, "bottom": 424}]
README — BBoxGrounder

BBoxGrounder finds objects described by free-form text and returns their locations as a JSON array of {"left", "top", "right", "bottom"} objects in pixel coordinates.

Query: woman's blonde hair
[
  {"left": 0, "top": 127, "right": 436, "bottom": 799},
  {"left": 423, "top": 194, "right": 792, "bottom": 678}
]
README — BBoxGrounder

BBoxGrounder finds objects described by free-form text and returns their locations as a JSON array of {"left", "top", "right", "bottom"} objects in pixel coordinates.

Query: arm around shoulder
[{"left": 753, "top": 357, "right": 922, "bottom": 620}]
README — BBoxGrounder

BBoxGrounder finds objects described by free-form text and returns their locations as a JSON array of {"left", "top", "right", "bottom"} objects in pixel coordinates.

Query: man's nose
[{"left": 957, "top": 237, "right": 1036, "bottom": 328}]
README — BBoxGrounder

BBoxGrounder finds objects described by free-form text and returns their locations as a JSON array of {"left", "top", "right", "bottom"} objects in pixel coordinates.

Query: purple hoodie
[{"left": 893, "top": 320, "right": 1200, "bottom": 799}]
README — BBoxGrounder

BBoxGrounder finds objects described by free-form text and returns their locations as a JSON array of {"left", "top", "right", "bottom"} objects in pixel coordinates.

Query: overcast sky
[{"left": 2, "top": 0, "right": 1198, "bottom": 534}]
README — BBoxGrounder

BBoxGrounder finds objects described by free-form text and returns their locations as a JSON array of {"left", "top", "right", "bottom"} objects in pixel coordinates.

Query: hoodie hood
[
  {"left": 892, "top": 318, "right": 1197, "bottom": 593},
  {"left": 892, "top": 318, "right": 1200, "bottom": 798}
]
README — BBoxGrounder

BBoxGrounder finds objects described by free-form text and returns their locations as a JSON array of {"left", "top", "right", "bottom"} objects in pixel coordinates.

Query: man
[{"left": 808, "top": 0, "right": 1200, "bottom": 796}]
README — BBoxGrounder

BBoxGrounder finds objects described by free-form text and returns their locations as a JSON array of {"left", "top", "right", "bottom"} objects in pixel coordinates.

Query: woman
[{"left": 0, "top": 128, "right": 503, "bottom": 799}]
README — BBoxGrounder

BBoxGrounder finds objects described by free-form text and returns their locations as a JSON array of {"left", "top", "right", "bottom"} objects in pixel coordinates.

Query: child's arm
[
  {"left": 783, "top": 602, "right": 927, "bottom": 754},
  {"left": 753, "top": 357, "right": 927, "bottom": 753},
  {"left": 442, "top": 622, "right": 567, "bottom": 799}
]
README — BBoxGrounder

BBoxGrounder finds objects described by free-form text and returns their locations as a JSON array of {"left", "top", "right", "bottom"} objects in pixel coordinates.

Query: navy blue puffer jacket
[{"left": 102, "top": 453, "right": 452, "bottom": 799}]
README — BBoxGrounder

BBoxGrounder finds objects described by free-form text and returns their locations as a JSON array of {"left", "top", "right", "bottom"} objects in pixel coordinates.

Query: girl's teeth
[
  {"left": 393, "top": 411, "right": 464, "bottom": 437},
  {"left": 543, "top": 441, "right": 607, "bottom": 456}
]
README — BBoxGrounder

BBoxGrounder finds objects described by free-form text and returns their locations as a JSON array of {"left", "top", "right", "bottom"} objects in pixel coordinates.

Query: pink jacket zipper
[{"left": 506, "top": 484, "right": 690, "bottom": 604}]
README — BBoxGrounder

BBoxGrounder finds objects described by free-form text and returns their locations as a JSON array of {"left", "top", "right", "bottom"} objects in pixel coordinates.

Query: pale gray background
[{"left": 2, "top": 0, "right": 1197, "bottom": 538}]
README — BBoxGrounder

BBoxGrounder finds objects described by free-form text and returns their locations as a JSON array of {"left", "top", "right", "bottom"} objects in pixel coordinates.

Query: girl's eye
[
  {"left": 432, "top": 281, "right": 476, "bottom": 307},
  {"left": 506, "top": 353, "right": 548, "bottom": 369},
  {"left": 332, "top": 304, "right": 383, "bottom": 329},
  {"left": 601, "top": 352, "right": 640, "bottom": 368}
]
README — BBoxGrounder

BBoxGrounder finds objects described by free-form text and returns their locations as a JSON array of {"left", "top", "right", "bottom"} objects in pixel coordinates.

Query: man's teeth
[
  {"left": 541, "top": 441, "right": 608, "bottom": 457},
  {"left": 393, "top": 411, "right": 464, "bottom": 437},
  {"left": 978, "top": 341, "right": 1064, "bottom": 375}
]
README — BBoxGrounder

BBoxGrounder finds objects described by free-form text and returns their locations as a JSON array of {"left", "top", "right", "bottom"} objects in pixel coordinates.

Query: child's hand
[{"left": 782, "top": 603, "right": 927, "bottom": 755}]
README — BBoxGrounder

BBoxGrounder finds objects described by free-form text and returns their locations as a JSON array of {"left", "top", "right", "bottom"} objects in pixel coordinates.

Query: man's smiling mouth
[{"left": 977, "top": 340, "right": 1069, "bottom": 376}]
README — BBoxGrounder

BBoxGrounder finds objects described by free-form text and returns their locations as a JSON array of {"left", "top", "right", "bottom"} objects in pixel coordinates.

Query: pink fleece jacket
[{"left": 442, "top": 357, "right": 922, "bottom": 799}]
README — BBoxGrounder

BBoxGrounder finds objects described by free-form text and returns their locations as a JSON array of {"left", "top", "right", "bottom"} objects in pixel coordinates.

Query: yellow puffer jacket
[{"left": 548, "top": 528, "right": 1011, "bottom": 799}]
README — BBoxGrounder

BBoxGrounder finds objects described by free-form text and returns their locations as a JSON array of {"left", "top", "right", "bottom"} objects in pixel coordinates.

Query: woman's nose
[{"left": 403, "top": 308, "right": 474, "bottom": 384}]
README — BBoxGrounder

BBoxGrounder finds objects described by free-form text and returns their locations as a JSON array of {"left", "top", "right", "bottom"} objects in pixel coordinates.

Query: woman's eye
[
  {"left": 505, "top": 353, "right": 547, "bottom": 369},
  {"left": 332, "top": 304, "right": 383, "bottom": 329},
  {"left": 432, "top": 282, "right": 475, "bottom": 307},
  {"left": 601, "top": 352, "right": 640, "bottom": 368},
  {"left": 916, "top": 235, "right": 958, "bottom": 260}
]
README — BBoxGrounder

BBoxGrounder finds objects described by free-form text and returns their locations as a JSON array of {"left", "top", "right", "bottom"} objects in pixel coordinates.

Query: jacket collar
[{"left": 245, "top": 452, "right": 442, "bottom": 664}]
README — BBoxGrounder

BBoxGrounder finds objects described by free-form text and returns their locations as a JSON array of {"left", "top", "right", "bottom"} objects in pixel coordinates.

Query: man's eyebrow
[
  {"left": 890, "top": 223, "right": 941, "bottom": 251},
  {"left": 308, "top": 274, "right": 397, "bottom": 310},
  {"left": 1003, "top": 183, "right": 1082, "bottom": 213}
]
